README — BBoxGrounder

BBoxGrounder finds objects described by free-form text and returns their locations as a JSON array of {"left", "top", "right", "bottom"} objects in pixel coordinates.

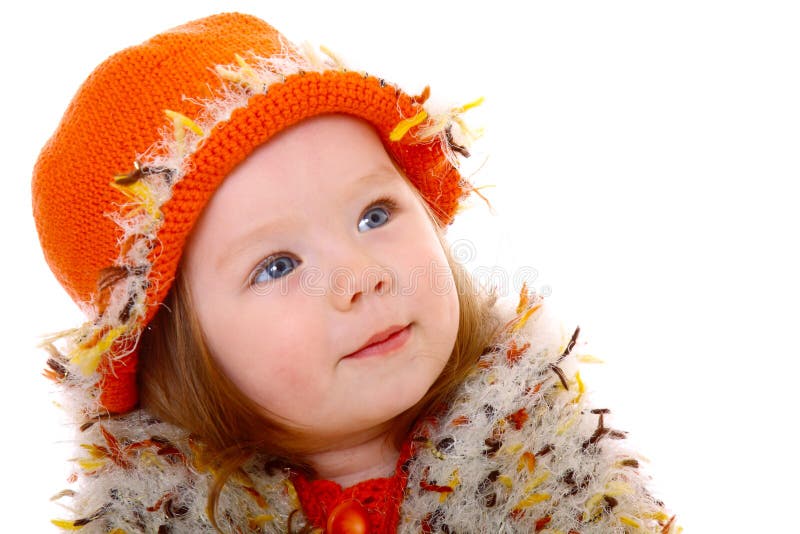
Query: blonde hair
[{"left": 138, "top": 191, "right": 502, "bottom": 530}]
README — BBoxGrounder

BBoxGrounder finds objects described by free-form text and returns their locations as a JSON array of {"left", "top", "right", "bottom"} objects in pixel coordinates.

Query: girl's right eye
[{"left": 250, "top": 253, "right": 300, "bottom": 286}]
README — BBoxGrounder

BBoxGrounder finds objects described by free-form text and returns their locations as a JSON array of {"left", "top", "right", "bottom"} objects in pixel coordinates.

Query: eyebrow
[{"left": 217, "top": 167, "right": 398, "bottom": 272}]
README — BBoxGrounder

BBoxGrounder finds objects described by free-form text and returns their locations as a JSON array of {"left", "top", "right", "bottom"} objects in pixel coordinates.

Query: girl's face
[{"left": 182, "top": 114, "right": 460, "bottom": 445}]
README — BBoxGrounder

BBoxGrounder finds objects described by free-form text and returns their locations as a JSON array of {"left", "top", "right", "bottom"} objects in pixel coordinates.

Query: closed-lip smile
[{"left": 344, "top": 323, "right": 412, "bottom": 359}]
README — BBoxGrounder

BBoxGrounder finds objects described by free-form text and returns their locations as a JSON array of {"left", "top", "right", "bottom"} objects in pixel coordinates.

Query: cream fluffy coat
[{"left": 52, "top": 290, "right": 677, "bottom": 533}]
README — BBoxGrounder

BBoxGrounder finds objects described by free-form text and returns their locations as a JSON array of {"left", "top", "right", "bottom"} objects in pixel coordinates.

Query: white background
[{"left": 3, "top": 1, "right": 798, "bottom": 531}]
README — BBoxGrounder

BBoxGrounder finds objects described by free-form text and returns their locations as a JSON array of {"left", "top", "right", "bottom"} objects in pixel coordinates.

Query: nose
[{"left": 326, "top": 245, "right": 396, "bottom": 311}]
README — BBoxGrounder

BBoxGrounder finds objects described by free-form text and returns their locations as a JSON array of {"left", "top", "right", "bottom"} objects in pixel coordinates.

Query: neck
[{"left": 303, "top": 426, "right": 400, "bottom": 488}]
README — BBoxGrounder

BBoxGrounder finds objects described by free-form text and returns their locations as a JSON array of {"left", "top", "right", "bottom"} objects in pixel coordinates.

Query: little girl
[{"left": 33, "top": 12, "right": 677, "bottom": 533}]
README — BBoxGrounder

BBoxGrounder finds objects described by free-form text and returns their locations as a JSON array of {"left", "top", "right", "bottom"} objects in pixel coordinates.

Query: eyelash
[
  {"left": 247, "top": 195, "right": 400, "bottom": 287},
  {"left": 364, "top": 195, "right": 399, "bottom": 220}
]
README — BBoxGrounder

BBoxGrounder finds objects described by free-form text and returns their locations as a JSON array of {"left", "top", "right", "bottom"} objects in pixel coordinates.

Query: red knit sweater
[{"left": 289, "top": 434, "right": 417, "bottom": 533}]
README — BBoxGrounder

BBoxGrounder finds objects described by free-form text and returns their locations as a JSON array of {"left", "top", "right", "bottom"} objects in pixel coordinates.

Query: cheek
[
  {"left": 413, "top": 241, "right": 455, "bottom": 303},
  {"left": 197, "top": 295, "right": 325, "bottom": 403},
  {"left": 392, "top": 226, "right": 450, "bottom": 291},
  {"left": 211, "top": 323, "right": 326, "bottom": 418},
  {"left": 401, "top": 236, "right": 460, "bottom": 355},
  {"left": 419, "top": 240, "right": 460, "bottom": 349}
]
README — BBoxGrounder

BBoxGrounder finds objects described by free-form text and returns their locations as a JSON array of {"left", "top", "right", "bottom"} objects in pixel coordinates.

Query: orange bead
[{"left": 327, "top": 499, "right": 370, "bottom": 534}]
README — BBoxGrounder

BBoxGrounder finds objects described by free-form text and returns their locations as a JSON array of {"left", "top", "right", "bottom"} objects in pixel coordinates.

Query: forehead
[
  {"left": 185, "top": 114, "right": 416, "bottom": 266},
  {"left": 213, "top": 114, "right": 396, "bottom": 205}
]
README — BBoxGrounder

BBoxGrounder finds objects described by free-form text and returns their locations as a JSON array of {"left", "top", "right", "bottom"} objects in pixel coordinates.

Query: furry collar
[{"left": 51, "top": 291, "right": 677, "bottom": 533}]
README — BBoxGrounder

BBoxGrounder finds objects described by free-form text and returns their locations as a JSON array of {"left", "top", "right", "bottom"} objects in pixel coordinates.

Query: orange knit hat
[{"left": 32, "top": 12, "right": 480, "bottom": 414}]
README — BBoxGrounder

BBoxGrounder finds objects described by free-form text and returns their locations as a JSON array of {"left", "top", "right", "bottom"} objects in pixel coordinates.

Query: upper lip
[{"left": 347, "top": 323, "right": 408, "bottom": 356}]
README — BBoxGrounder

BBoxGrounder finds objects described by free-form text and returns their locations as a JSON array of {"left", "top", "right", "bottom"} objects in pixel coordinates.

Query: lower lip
[{"left": 345, "top": 324, "right": 412, "bottom": 360}]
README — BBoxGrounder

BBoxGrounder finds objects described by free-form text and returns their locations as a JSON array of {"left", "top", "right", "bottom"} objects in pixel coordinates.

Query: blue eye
[
  {"left": 248, "top": 196, "right": 399, "bottom": 287},
  {"left": 251, "top": 254, "right": 299, "bottom": 285},
  {"left": 358, "top": 206, "right": 389, "bottom": 231},
  {"left": 358, "top": 196, "right": 397, "bottom": 232}
]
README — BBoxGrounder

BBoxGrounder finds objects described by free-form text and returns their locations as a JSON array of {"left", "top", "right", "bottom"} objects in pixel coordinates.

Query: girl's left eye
[
  {"left": 357, "top": 196, "right": 398, "bottom": 232},
  {"left": 248, "top": 196, "right": 399, "bottom": 288}
]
